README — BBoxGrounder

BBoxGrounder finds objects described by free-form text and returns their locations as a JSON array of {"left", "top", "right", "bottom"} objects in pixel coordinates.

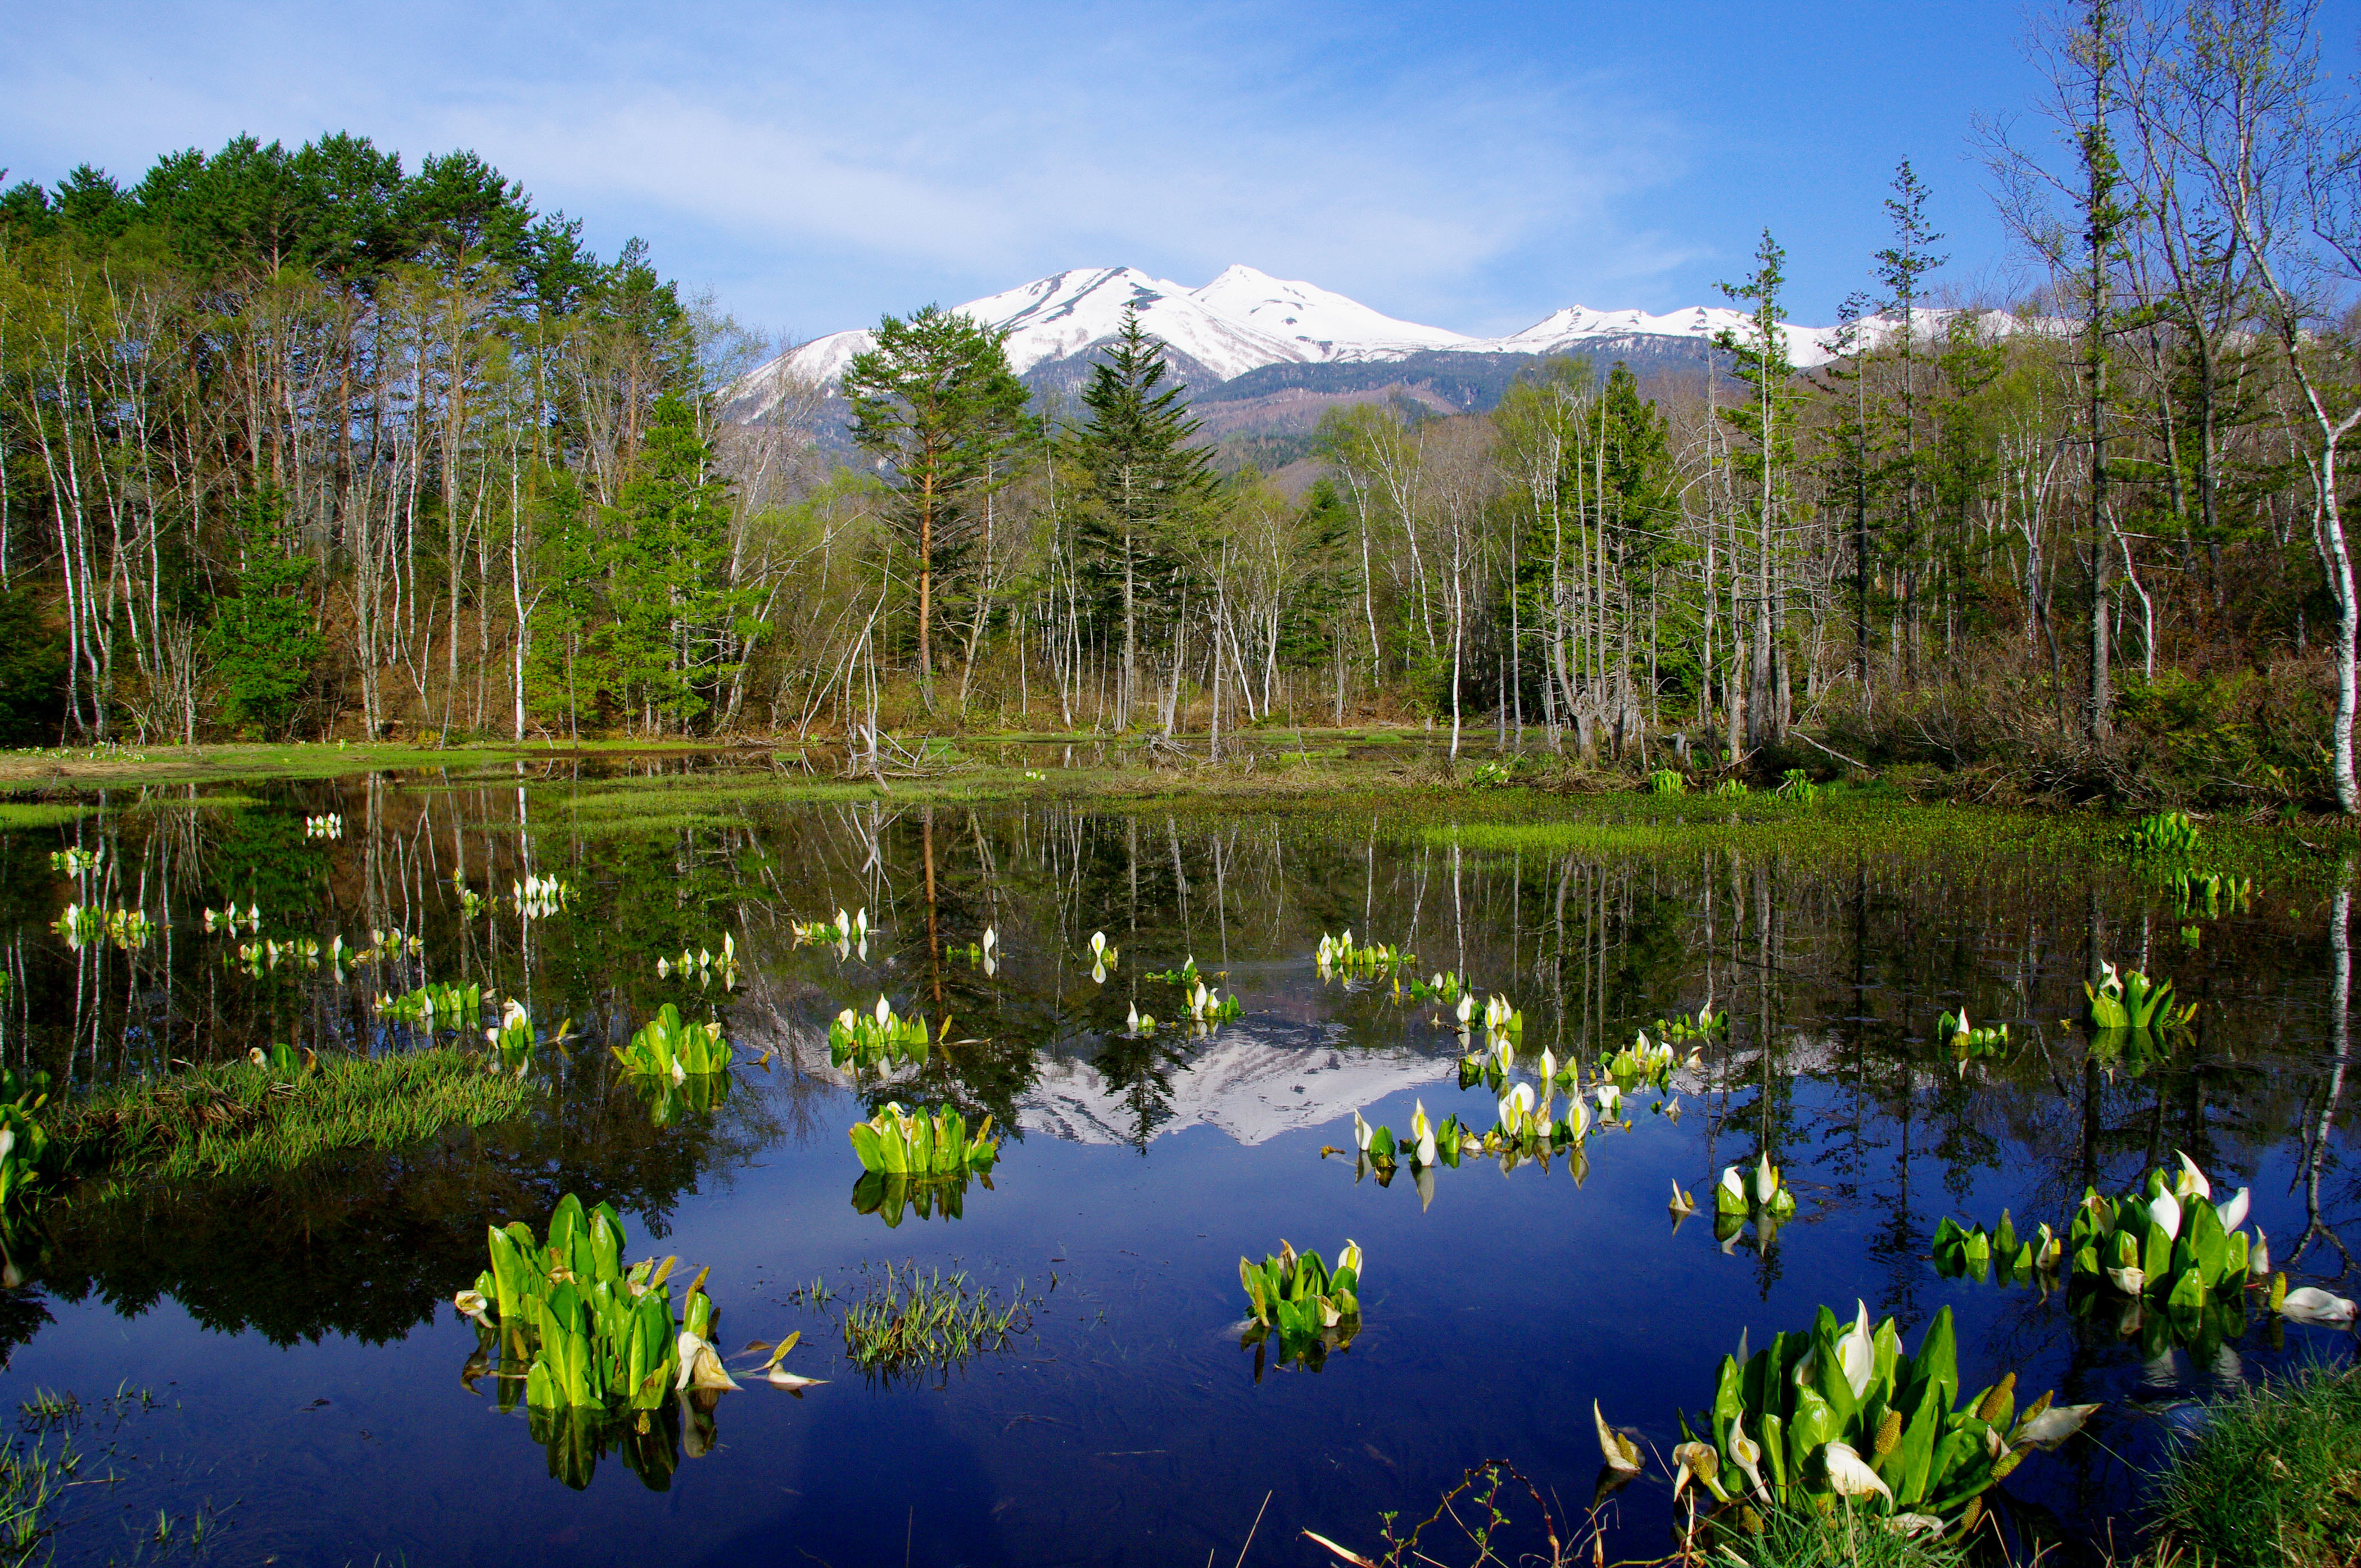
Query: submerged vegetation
[{"left": 824, "top": 1262, "right": 1042, "bottom": 1383}]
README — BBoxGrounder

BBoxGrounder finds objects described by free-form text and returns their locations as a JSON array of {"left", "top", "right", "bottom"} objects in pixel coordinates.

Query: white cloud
[{"left": 3, "top": 0, "right": 1706, "bottom": 336}]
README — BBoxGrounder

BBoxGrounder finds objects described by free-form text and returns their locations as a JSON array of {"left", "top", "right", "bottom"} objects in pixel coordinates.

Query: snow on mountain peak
[
  {"left": 1188, "top": 265, "right": 1471, "bottom": 356},
  {"left": 742, "top": 264, "right": 1852, "bottom": 404}
]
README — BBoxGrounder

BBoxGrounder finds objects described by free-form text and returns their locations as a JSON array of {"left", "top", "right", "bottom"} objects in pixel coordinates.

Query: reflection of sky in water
[{"left": 0, "top": 778, "right": 2353, "bottom": 1564}]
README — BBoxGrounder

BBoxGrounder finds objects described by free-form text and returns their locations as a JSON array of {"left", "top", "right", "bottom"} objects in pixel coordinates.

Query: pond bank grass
[
  {"left": 2146, "top": 1361, "right": 2361, "bottom": 1568},
  {"left": 53, "top": 1050, "right": 537, "bottom": 1185}
]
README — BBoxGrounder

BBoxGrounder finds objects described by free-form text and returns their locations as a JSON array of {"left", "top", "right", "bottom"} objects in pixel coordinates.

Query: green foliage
[
  {"left": 1650, "top": 767, "right": 1691, "bottom": 795},
  {"left": 1929, "top": 1212, "right": 2055, "bottom": 1285},
  {"left": 50, "top": 1049, "right": 535, "bottom": 1183},
  {"left": 377, "top": 980, "right": 483, "bottom": 1030},
  {"left": 828, "top": 996, "right": 931, "bottom": 1069},
  {"left": 2129, "top": 809, "right": 2202, "bottom": 859},
  {"left": 2085, "top": 962, "right": 2193, "bottom": 1031},
  {"left": 612, "top": 1003, "right": 732, "bottom": 1077},
  {"left": 2066, "top": 1159, "right": 2258, "bottom": 1306},
  {"left": 832, "top": 1262, "right": 1038, "bottom": 1379},
  {"left": 0, "top": 1069, "right": 53, "bottom": 1222},
  {"left": 467, "top": 1195, "right": 733, "bottom": 1431},
  {"left": 1676, "top": 1302, "right": 2079, "bottom": 1531},
  {"left": 1313, "top": 931, "right": 1414, "bottom": 974},
  {"left": 0, "top": 588, "right": 66, "bottom": 746},
  {"left": 1238, "top": 1239, "right": 1362, "bottom": 1372},
  {"left": 847, "top": 1103, "right": 999, "bottom": 1178},
  {"left": 599, "top": 396, "right": 752, "bottom": 729},
  {"left": 2147, "top": 1362, "right": 2361, "bottom": 1568},
  {"left": 1712, "top": 1504, "right": 1975, "bottom": 1568},
  {"left": 205, "top": 488, "right": 323, "bottom": 738}
]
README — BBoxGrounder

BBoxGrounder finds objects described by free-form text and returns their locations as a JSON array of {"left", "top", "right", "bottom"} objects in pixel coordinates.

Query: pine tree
[
  {"left": 842, "top": 305, "right": 1032, "bottom": 705},
  {"left": 1067, "top": 306, "right": 1216, "bottom": 728}
]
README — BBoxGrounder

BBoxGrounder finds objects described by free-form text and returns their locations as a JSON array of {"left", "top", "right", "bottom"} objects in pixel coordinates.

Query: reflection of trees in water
[
  {"left": 4, "top": 774, "right": 2357, "bottom": 1349},
  {"left": 13, "top": 1066, "right": 789, "bottom": 1351}
]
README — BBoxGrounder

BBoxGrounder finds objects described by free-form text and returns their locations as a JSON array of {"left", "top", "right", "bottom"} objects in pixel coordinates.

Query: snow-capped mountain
[{"left": 736, "top": 263, "right": 1843, "bottom": 415}]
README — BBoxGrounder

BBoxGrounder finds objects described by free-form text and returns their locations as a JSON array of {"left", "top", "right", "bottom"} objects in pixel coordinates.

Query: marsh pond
[{"left": 0, "top": 760, "right": 2352, "bottom": 1565}]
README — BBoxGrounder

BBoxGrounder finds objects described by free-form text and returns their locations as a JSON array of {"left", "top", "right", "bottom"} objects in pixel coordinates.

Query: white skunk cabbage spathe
[
  {"left": 2147, "top": 1184, "right": 2183, "bottom": 1241},
  {"left": 1725, "top": 1414, "right": 1766, "bottom": 1499},
  {"left": 2216, "top": 1186, "right": 2251, "bottom": 1234},
  {"left": 1089, "top": 931, "right": 1108, "bottom": 956},
  {"left": 1833, "top": 1301, "right": 1875, "bottom": 1400},
  {"left": 2279, "top": 1286, "right": 2359, "bottom": 1326},
  {"left": 1753, "top": 1152, "right": 1780, "bottom": 1206},
  {"left": 2249, "top": 1227, "right": 2272, "bottom": 1278},
  {"left": 2175, "top": 1150, "right": 2211, "bottom": 1200},
  {"left": 2010, "top": 1400, "right": 2100, "bottom": 1450},
  {"left": 1593, "top": 1401, "right": 1641, "bottom": 1474},
  {"left": 1352, "top": 1109, "right": 1373, "bottom": 1152},
  {"left": 1668, "top": 1181, "right": 1696, "bottom": 1218},
  {"left": 1821, "top": 1440, "right": 1892, "bottom": 1502}
]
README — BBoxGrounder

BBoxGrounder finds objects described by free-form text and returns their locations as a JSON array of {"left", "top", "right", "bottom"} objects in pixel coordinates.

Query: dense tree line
[{"left": 0, "top": 0, "right": 2354, "bottom": 808}]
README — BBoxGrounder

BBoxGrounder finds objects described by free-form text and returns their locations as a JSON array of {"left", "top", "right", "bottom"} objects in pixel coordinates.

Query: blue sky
[{"left": 1, "top": 1, "right": 2301, "bottom": 341}]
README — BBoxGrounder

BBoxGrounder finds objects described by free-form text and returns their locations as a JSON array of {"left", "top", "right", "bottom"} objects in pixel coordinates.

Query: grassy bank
[
  {"left": 51, "top": 1050, "right": 538, "bottom": 1187},
  {"left": 2146, "top": 1361, "right": 2361, "bottom": 1568}
]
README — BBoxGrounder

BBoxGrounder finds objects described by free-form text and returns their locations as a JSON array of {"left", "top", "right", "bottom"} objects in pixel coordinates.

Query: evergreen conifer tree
[{"left": 1068, "top": 306, "right": 1216, "bottom": 728}]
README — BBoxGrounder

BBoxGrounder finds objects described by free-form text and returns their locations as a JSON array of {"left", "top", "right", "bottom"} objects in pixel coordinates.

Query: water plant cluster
[
  {"left": 1935, "top": 1008, "right": 2010, "bottom": 1061},
  {"left": 458, "top": 1195, "right": 805, "bottom": 1487},
  {"left": 378, "top": 981, "right": 484, "bottom": 1029},
  {"left": 831, "top": 1262, "right": 1039, "bottom": 1380},
  {"left": 1313, "top": 931, "right": 1415, "bottom": 976},
  {"left": 46, "top": 847, "right": 101, "bottom": 876},
  {"left": 50, "top": 904, "right": 151, "bottom": 951},
  {"left": 1713, "top": 1154, "right": 1799, "bottom": 1248},
  {"left": 229, "top": 933, "right": 345, "bottom": 977},
  {"left": 1085, "top": 930, "right": 1118, "bottom": 982},
  {"left": 1635, "top": 1301, "right": 2093, "bottom": 1539},
  {"left": 655, "top": 933, "right": 741, "bottom": 988},
  {"left": 302, "top": 813, "right": 344, "bottom": 839},
  {"left": 0, "top": 1069, "right": 55, "bottom": 1222},
  {"left": 790, "top": 907, "right": 869, "bottom": 948},
  {"left": 513, "top": 874, "right": 571, "bottom": 918},
  {"left": 847, "top": 1103, "right": 999, "bottom": 1179},
  {"left": 1239, "top": 1239, "right": 1362, "bottom": 1374},
  {"left": 2086, "top": 960, "right": 2193, "bottom": 1032},
  {"left": 612, "top": 1004, "right": 732, "bottom": 1080},
  {"left": 828, "top": 996, "right": 931, "bottom": 1070}
]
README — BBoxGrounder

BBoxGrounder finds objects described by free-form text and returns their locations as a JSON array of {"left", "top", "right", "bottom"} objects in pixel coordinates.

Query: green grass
[
  {"left": 2147, "top": 1362, "right": 2361, "bottom": 1568},
  {"left": 0, "top": 802, "right": 92, "bottom": 828},
  {"left": 52, "top": 1049, "right": 539, "bottom": 1185},
  {"left": 1707, "top": 1506, "right": 1974, "bottom": 1568},
  {"left": 826, "top": 1262, "right": 1041, "bottom": 1382}
]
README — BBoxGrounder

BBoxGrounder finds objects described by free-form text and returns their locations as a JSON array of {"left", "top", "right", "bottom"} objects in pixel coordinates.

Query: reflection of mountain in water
[{"left": 1017, "top": 1020, "right": 1453, "bottom": 1147}]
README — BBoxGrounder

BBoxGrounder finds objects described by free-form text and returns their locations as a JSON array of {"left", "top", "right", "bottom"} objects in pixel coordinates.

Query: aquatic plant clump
[
  {"left": 2086, "top": 962, "right": 2194, "bottom": 1032},
  {"left": 1240, "top": 1240, "right": 1362, "bottom": 1372},
  {"left": 827, "top": 996, "right": 931, "bottom": 1069},
  {"left": 46, "top": 847, "right": 101, "bottom": 876},
  {"left": 2128, "top": 809, "right": 2202, "bottom": 860},
  {"left": 302, "top": 813, "right": 343, "bottom": 839},
  {"left": 655, "top": 933, "right": 740, "bottom": 988},
  {"left": 613, "top": 1004, "right": 733, "bottom": 1080},
  {"left": 51, "top": 903, "right": 151, "bottom": 951},
  {"left": 1313, "top": 931, "right": 1415, "bottom": 976},
  {"left": 465, "top": 1195, "right": 770, "bottom": 1422},
  {"left": 377, "top": 981, "right": 484, "bottom": 1030},
  {"left": 0, "top": 1069, "right": 55, "bottom": 1221},
  {"left": 2066, "top": 1155, "right": 2261, "bottom": 1308},
  {"left": 848, "top": 1103, "right": 998, "bottom": 1178},
  {"left": 1656, "top": 1301, "right": 2093, "bottom": 1535},
  {"left": 833, "top": 1262, "right": 1039, "bottom": 1379}
]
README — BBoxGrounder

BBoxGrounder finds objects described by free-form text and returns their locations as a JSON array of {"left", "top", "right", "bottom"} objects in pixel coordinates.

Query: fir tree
[{"left": 1067, "top": 306, "right": 1217, "bottom": 728}]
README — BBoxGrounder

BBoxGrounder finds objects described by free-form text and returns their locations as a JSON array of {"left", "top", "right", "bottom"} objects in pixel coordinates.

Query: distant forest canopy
[{"left": 0, "top": 0, "right": 2355, "bottom": 812}]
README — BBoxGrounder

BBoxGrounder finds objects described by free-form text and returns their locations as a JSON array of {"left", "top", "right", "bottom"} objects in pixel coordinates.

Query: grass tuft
[
  {"left": 52, "top": 1049, "right": 538, "bottom": 1184},
  {"left": 2147, "top": 1362, "right": 2361, "bottom": 1568},
  {"left": 1711, "top": 1506, "right": 1974, "bottom": 1568},
  {"left": 829, "top": 1262, "right": 1041, "bottom": 1383}
]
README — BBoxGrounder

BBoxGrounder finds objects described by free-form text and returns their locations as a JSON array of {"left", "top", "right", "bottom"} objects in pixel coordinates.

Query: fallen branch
[{"left": 1790, "top": 730, "right": 1869, "bottom": 772}]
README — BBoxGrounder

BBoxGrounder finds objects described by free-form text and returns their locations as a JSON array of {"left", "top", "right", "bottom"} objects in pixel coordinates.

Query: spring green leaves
[
  {"left": 1314, "top": 931, "right": 1415, "bottom": 976},
  {"left": 1240, "top": 1240, "right": 1362, "bottom": 1375},
  {"left": 829, "top": 996, "right": 931, "bottom": 1070},
  {"left": 462, "top": 1194, "right": 815, "bottom": 1490},
  {"left": 1643, "top": 1302, "right": 2091, "bottom": 1536},
  {"left": 2085, "top": 962, "right": 2194, "bottom": 1033},
  {"left": 613, "top": 1004, "right": 732, "bottom": 1080},
  {"left": 848, "top": 1103, "right": 998, "bottom": 1179}
]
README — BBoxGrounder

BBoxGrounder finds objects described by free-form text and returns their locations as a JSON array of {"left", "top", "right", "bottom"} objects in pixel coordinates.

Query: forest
[{"left": 0, "top": 0, "right": 2356, "bottom": 812}]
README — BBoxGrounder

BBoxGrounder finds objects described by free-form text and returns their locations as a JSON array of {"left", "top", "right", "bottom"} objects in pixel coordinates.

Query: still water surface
[{"left": 0, "top": 767, "right": 2352, "bottom": 1565}]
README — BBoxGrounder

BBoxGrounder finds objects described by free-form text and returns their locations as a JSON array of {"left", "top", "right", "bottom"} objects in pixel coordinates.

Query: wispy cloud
[{"left": 5, "top": 0, "right": 1714, "bottom": 334}]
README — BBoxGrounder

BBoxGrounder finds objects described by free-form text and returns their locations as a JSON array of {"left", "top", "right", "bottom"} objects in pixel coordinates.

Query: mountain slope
[{"left": 737, "top": 264, "right": 1845, "bottom": 421}]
